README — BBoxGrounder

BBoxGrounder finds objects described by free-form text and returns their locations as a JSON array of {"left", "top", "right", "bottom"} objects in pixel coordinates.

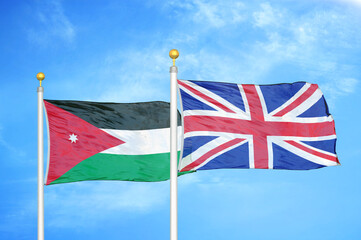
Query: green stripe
[{"left": 49, "top": 152, "right": 192, "bottom": 185}]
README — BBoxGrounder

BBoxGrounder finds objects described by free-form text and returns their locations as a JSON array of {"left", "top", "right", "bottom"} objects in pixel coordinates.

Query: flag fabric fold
[
  {"left": 177, "top": 80, "right": 339, "bottom": 172},
  {"left": 44, "top": 100, "right": 182, "bottom": 185}
]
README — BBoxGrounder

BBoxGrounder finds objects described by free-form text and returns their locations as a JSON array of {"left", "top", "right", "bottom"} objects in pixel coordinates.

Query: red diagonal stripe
[
  {"left": 273, "top": 84, "right": 319, "bottom": 117},
  {"left": 285, "top": 140, "right": 339, "bottom": 163},
  {"left": 178, "top": 80, "right": 236, "bottom": 113},
  {"left": 181, "top": 138, "right": 246, "bottom": 172}
]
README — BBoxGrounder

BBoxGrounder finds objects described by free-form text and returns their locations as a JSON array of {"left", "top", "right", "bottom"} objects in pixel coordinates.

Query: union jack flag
[{"left": 178, "top": 80, "right": 339, "bottom": 172}]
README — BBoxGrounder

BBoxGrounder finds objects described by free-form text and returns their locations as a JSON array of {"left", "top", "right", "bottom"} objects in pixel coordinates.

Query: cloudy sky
[{"left": 1, "top": 0, "right": 361, "bottom": 239}]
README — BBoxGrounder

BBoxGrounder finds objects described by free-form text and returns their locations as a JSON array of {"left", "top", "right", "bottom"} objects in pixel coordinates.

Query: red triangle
[{"left": 44, "top": 101, "right": 125, "bottom": 185}]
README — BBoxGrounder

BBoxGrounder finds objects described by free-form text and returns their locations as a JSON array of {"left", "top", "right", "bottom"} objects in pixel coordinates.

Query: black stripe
[{"left": 45, "top": 100, "right": 181, "bottom": 130}]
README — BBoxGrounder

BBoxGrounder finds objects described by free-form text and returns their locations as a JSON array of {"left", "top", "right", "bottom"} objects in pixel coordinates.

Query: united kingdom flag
[{"left": 177, "top": 80, "right": 339, "bottom": 172}]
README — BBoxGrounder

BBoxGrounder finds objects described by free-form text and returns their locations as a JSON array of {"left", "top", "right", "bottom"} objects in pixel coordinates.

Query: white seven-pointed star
[{"left": 69, "top": 133, "right": 78, "bottom": 143}]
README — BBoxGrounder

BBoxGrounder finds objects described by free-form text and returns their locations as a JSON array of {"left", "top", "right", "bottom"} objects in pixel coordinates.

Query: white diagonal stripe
[
  {"left": 292, "top": 140, "right": 337, "bottom": 157},
  {"left": 179, "top": 154, "right": 193, "bottom": 172},
  {"left": 180, "top": 137, "right": 248, "bottom": 171},
  {"left": 179, "top": 83, "right": 225, "bottom": 112},
  {"left": 273, "top": 138, "right": 338, "bottom": 166},
  {"left": 180, "top": 80, "right": 247, "bottom": 114},
  {"left": 270, "top": 83, "right": 311, "bottom": 116},
  {"left": 283, "top": 88, "right": 323, "bottom": 118},
  {"left": 255, "top": 85, "right": 269, "bottom": 118},
  {"left": 179, "top": 137, "right": 226, "bottom": 170},
  {"left": 193, "top": 139, "right": 248, "bottom": 171}
]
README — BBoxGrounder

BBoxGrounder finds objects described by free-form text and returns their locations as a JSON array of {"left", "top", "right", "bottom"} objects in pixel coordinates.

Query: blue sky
[{"left": 1, "top": 0, "right": 361, "bottom": 239}]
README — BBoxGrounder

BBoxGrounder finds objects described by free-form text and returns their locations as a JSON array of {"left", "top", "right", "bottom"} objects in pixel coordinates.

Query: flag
[
  {"left": 177, "top": 80, "right": 339, "bottom": 172},
  {"left": 44, "top": 100, "right": 183, "bottom": 185}
]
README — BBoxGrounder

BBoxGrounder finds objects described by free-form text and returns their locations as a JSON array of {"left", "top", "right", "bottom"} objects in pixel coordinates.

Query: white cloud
[
  {"left": 180, "top": 50, "right": 248, "bottom": 83},
  {"left": 320, "top": 77, "right": 359, "bottom": 107},
  {"left": 27, "top": 0, "right": 75, "bottom": 45},
  {"left": 165, "top": 0, "right": 246, "bottom": 28},
  {"left": 63, "top": 0, "right": 361, "bottom": 118},
  {"left": 95, "top": 48, "right": 171, "bottom": 103},
  {"left": 238, "top": 2, "right": 361, "bottom": 87},
  {"left": 253, "top": 2, "right": 283, "bottom": 27},
  {"left": 339, "top": 78, "right": 358, "bottom": 93},
  {"left": 192, "top": 0, "right": 245, "bottom": 27},
  {"left": 160, "top": 1, "right": 360, "bottom": 90},
  {"left": 333, "top": 0, "right": 361, "bottom": 7}
]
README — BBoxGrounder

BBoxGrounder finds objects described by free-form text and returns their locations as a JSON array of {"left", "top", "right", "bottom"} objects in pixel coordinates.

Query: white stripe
[
  {"left": 179, "top": 82, "right": 225, "bottom": 112},
  {"left": 181, "top": 133, "right": 252, "bottom": 171},
  {"left": 183, "top": 110, "right": 250, "bottom": 120},
  {"left": 101, "top": 127, "right": 182, "bottom": 155},
  {"left": 179, "top": 154, "right": 193, "bottom": 172},
  {"left": 264, "top": 115, "right": 334, "bottom": 123},
  {"left": 271, "top": 135, "right": 337, "bottom": 141},
  {"left": 179, "top": 137, "right": 227, "bottom": 170},
  {"left": 268, "top": 135, "right": 337, "bottom": 165},
  {"left": 183, "top": 131, "right": 252, "bottom": 170},
  {"left": 248, "top": 137, "right": 255, "bottom": 168},
  {"left": 238, "top": 84, "right": 250, "bottom": 116},
  {"left": 180, "top": 80, "right": 246, "bottom": 114},
  {"left": 273, "top": 139, "right": 338, "bottom": 166},
  {"left": 292, "top": 140, "right": 337, "bottom": 157},
  {"left": 179, "top": 137, "right": 248, "bottom": 171},
  {"left": 270, "top": 83, "right": 311, "bottom": 116},
  {"left": 255, "top": 85, "right": 269, "bottom": 118},
  {"left": 192, "top": 139, "right": 248, "bottom": 171},
  {"left": 184, "top": 131, "right": 252, "bottom": 139},
  {"left": 267, "top": 136, "right": 273, "bottom": 169},
  {"left": 284, "top": 88, "right": 323, "bottom": 118},
  {"left": 178, "top": 84, "right": 185, "bottom": 171}
]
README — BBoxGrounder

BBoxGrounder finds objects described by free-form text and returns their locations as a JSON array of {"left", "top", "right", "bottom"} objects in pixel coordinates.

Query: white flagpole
[
  {"left": 169, "top": 49, "right": 179, "bottom": 240},
  {"left": 37, "top": 72, "right": 45, "bottom": 240}
]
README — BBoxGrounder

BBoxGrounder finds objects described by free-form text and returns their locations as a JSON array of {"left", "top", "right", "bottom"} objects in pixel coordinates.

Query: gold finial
[
  {"left": 169, "top": 49, "right": 179, "bottom": 66},
  {"left": 36, "top": 72, "right": 45, "bottom": 87}
]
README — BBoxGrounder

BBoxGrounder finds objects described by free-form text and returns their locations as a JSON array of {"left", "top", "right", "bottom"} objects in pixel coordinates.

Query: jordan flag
[{"left": 44, "top": 100, "right": 182, "bottom": 185}]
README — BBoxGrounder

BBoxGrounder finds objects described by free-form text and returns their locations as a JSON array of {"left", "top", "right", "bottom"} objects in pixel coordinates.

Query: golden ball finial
[
  {"left": 37, "top": 72, "right": 45, "bottom": 87},
  {"left": 169, "top": 49, "right": 179, "bottom": 66},
  {"left": 169, "top": 49, "right": 179, "bottom": 60},
  {"left": 37, "top": 72, "right": 45, "bottom": 81}
]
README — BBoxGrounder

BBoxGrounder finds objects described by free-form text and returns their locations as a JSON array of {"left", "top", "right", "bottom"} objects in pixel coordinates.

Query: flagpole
[
  {"left": 169, "top": 49, "right": 179, "bottom": 240},
  {"left": 37, "top": 72, "right": 45, "bottom": 240}
]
